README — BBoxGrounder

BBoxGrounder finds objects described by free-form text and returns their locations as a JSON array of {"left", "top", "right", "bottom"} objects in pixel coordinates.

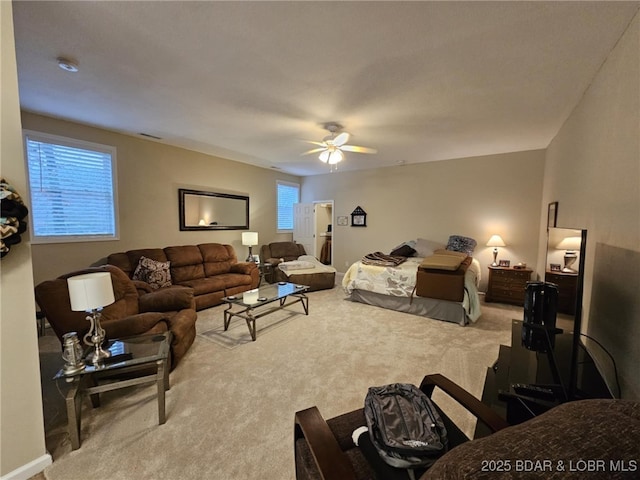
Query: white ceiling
[{"left": 12, "top": 1, "right": 639, "bottom": 176}]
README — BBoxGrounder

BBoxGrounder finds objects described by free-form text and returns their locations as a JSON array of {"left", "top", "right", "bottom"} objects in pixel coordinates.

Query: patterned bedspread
[
  {"left": 342, "top": 257, "right": 482, "bottom": 322},
  {"left": 343, "top": 257, "right": 424, "bottom": 297}
]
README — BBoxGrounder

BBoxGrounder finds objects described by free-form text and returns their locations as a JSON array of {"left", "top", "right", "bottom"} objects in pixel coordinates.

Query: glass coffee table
[
  {"left": 223, "top": 282, "right": 309, "bottom": 341},
  {"left": 53, "top": 332, "right": 172, "bottom": 450}
]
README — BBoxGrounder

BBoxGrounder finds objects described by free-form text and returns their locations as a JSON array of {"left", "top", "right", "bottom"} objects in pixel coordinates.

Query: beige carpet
[{"left": 38, "top": 287, "right": 520, "bottom": 479}]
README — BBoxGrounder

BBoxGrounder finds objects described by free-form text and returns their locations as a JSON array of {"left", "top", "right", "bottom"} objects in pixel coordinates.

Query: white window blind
[
  {"left": 24, "top": 131, "right": 119, "bottom": 243},
  {"left": 277, "top": 180, "right": 299, "bottom": 232}
]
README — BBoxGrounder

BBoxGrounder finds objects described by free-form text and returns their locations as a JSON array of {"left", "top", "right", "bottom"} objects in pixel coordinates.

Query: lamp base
[
  {"left": 84, "top": 310, "right": 111, "bottom": 366},
  {"left": 562, "top": 252, "right": 578, "bottom": 273},
  {"left": 491, "top": 248, "right": 499, "bottom": 267},
  {"left": 245, "top": 246, "right": 254, "bottom": 262},
  {"left": 86, "top": 345, "right": 111, "bottom": 366}
]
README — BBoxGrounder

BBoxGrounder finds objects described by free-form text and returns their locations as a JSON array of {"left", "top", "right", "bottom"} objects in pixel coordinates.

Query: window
[
  {"left": 23, "top": 131, "right": 119, "bottom": 243},
  {"left": 276, "top": 180, "right": 299, "bottom": 232}
]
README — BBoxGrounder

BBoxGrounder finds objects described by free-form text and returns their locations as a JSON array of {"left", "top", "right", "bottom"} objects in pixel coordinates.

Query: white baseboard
[{"left": 1, "top": 453, "right": 52, "bottom": 480}]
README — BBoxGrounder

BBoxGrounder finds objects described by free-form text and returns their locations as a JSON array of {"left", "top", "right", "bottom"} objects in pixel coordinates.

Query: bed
[{"left": 342, "top": 255, "right": 482, "bottom": 326}]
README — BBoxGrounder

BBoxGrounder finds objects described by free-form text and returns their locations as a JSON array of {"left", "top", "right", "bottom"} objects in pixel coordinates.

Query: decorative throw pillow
[
  {"left": 446, "top": 235, "right": 477, "bottom": 255},
  {"left": 132, "top": 256, "right": 172, "bottom": 290},
  {"left": 389, "top": 244, "right": 417, "bottom": 257},
  {"left": 414, "top": 238, "right": 445, "bottom": 258}
]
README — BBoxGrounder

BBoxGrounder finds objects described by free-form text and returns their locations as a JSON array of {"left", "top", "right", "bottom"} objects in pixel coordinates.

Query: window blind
[
  {"left": 277, "top": 181, "right": 299, "bottom": 231},
  {"left": 24, "top": 132, "right": 118, "bottom": 242}
]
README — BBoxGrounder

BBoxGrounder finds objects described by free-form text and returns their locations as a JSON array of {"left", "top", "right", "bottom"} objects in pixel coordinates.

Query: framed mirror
[
  {"left": 544, "top": 226, "right": 587, "bottom": 400},
  {"left": 178, "top": 188, "right": 249, "bottom": 231}
]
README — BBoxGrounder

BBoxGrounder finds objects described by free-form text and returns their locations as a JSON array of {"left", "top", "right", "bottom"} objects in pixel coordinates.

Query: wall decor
[
  {"left": 350, "top": 206, "right": 367, "bottom": 227},
  {"left": 179, "top": 188, "right": 249, "bottom": 231},
  {"left": 547, "top": 201, "right": 558, "bottom": 228},
  {"left": 337, "top": 216, "right": 348, "bottom": 226}
]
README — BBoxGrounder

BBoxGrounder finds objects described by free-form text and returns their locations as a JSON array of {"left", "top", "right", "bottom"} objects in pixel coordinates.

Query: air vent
[{"left": 138, "top": 133, "right": 162, "bottom": 140}]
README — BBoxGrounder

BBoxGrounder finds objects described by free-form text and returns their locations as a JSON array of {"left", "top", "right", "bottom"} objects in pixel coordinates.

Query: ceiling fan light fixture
[
  {"left": 328, "top": 149, "right": 344, "bottom": 164},
  {"left": 318, "top": 150, "right": 330, "bottom": 163}
]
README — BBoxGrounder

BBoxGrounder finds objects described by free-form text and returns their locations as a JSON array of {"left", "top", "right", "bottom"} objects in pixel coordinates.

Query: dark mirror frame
[
  {"left": 544, "top": 227, "right": 587, "bottom": 400},
  {"left": 178, "top": 188, "right": 249, "bottom": 231}
]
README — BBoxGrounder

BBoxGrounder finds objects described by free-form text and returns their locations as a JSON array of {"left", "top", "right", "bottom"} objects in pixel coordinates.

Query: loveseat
[
  {"left": 108, "top": 243, "right": 259, "bottom": 310},
  {"left": 35, "top": 265, "right": 197, "bottom": 368},
  {"left": 260, "top": 242, "right": 336, "bottom": 291}
]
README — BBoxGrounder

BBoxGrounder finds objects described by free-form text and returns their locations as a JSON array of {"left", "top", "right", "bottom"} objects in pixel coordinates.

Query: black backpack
[{"left": 364, "top": 383, "right": 448, "bottom": 470}]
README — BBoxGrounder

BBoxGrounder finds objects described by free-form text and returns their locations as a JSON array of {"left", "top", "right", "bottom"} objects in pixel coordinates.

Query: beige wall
[
  {"left": 20, "top": 113, "right": 300, "bottom": 286},
  {"left": 302, "top": 150, "right": 546, "bottom": 292},
  {"left": 540, "top": 11, "right": 639, "bottom": 398},
  {"left": 0, "top": 2, "right": 51, "bottom": 477}
]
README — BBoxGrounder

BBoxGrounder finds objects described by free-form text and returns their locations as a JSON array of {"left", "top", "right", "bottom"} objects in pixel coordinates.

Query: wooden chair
[{"left": 294, "top": 374, "right": 509, "bottom": 480}]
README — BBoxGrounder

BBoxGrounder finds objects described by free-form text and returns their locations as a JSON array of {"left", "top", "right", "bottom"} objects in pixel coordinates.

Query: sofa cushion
[
  {"left": 199, "top": 243, "right": 235, "bottom": 276},
  {"left": 165, "top": 245, "right": 205, "bottom": 283},
  {"left": 179, "top": 277, "right": 228, "bottom": 296},
  {"left": 132, "top": 256, "right": 173, "bottom": 290},
  {"left": 269, "top": 242, "right": 306, "bottom": 259}
]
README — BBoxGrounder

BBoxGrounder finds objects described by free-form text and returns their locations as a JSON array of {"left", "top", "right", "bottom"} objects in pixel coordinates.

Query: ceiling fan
[{"left": 303, "top": 122, "right": 377, "bottom": 165}]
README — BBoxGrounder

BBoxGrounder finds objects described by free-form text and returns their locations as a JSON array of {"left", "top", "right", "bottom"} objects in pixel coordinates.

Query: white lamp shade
[
  {"left": 328, "top": 149, "right": 344, "bottom": 164},
  {"left": 486, "top": 234, "right": 506, "bottom": 247},
  {"left": 556, "top": 236, "right": 581, "bottom": 251},
  {"left": 242, "top": 231, "right": 258, "bottom": 246},
  {"left": 67, "top": 272, "right": 115, "bottom": 311},
  {"left": 319, "top": 150, "right": 330, "bottom": 163}
]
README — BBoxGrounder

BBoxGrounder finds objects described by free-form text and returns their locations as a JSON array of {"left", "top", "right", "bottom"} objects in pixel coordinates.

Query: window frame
[
  {"left": 276, "top": 180, "right": 300, "bottom": 233},
  {"left": 23, "top": 130, "right": 120, "bottom": 244}
]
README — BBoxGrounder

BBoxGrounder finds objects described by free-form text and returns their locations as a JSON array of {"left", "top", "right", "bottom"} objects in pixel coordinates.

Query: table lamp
[
  {"left": 67, "top": 272, "right": 115, "bottom": 365},
  {"left": 242, "top": 231, "right": 258, "bottom": 262},
  {"left": 556, "top": 236, "right": 581, "bottom": 273},
  {"left": 486, "top": 234, "right": 506, "bottom": 266}
]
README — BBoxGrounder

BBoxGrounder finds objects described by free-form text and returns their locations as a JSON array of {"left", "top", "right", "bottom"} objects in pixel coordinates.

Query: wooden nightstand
[
  {"left": 486, "top": 266, "right": 533, "bottom": 306},
  {"left": 545, "top": 271, "right": 578, "bottom": 314}
]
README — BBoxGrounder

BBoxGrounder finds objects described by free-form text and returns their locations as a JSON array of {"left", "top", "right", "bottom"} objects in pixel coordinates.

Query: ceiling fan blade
[
  {"left": 333, "top": 132, "right": 350, "bottom": 146},
  {"left": 305, "top": 140, "right": 327, "bottom": 147},
  {"left": 341, "top": 145, "right": 377, "bottom": 154},
  {"left": 302, "top": 147, "right": 328, "bottom": 155}
]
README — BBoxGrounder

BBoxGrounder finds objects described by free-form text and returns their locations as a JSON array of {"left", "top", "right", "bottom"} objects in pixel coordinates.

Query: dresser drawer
[{"left": 486, "top": 267, "right": 532, "bottom": 306}]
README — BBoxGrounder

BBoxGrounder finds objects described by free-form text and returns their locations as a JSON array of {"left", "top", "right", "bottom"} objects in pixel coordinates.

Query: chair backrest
[
  {"left": 261, "top": 242, "right": 306, "bottom": 262},
  {"left": 35, "top": 265, "right": 139, "bottom": 344}
]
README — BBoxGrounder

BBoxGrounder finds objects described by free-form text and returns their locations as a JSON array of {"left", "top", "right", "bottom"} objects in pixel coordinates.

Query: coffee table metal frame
[
  {"left": 223, "top": 282, "right": 309, "bottom": 341},
  {"left": 54, "top": 331, "right": 172, "bottom": 450}
]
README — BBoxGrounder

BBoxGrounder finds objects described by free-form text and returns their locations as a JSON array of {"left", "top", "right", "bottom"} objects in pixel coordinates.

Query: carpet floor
[{"left": 37, "top": 287, "right": 521, "bottom": 479}]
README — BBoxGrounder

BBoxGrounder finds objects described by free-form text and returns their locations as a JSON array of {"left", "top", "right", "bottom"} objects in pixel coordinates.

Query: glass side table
[{"left": 53, "top": 332, "right": 172, "bottom": 450}]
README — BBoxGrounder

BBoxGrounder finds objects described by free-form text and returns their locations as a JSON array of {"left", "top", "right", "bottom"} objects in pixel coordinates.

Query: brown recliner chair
[
  {"left": 260, "top": 242, "right": 335, "bottom": 291},
  {"left": 35, "top": 265, "right": 197, "bottom": 368}
]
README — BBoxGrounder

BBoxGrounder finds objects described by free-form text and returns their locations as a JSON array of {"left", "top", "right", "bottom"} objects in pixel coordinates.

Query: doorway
[{"left": 293, "top": 200, "right": 334, "bottom": 265}]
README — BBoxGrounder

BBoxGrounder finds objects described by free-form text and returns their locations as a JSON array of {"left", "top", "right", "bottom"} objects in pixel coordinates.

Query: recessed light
[{"left": 57, "top": 57, "right": 78, "bottom": 73}]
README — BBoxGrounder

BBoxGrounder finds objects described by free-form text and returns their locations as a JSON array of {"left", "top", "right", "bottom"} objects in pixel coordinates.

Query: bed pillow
[
  {"left": 132, "top": 256, "right": 172, "bottom": 290},
  {"left": 389, "top": 244, "right": 417, "bottom": 257},
  {"left": 414, "top": 238, "right": 444, "bottom": 258},
  {"left": 446, "top": 235, "right": 477, "bottom": 255}
]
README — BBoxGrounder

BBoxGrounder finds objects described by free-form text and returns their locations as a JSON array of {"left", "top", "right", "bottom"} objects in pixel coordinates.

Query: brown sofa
[
  {"left": 260, "top": 241, "right": 335, "bottom": 291},
  {"left": 35, "top": 265, "right": 197, "bottom": 368},
  {"left": 108, "top": 243, "right": 259, "bottom": 310}
]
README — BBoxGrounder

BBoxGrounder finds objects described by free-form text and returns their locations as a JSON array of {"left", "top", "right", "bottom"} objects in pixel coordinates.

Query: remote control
[{"left": 511, "top": 383, "right": 556, "bottom": 400}]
